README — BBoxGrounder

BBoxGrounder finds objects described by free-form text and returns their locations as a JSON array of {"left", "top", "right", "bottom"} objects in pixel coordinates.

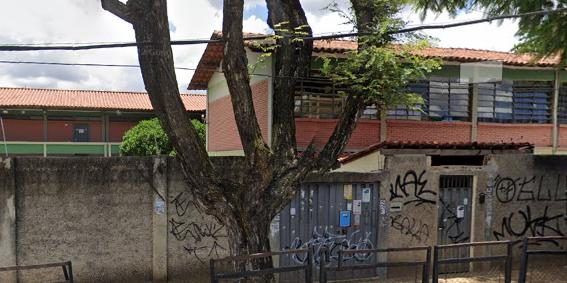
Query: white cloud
[{"left": 0, "top": 1, "right": 520, "bottom": 92}]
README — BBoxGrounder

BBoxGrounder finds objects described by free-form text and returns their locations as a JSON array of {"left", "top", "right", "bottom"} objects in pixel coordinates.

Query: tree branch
[
  {"left": 222, "top": 0, "right": 271, "bottom": 170},
  {"left": 266, "top": 0, "right": 313, "bottom": 165},
  {"left": 101, "top": 0, "right": 132, "bottom": 23},
  {"left": 101, "top": 0, "right": 226, "bottom": 215}
]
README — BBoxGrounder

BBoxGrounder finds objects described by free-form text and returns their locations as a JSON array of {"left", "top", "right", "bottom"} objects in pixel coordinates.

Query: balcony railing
[{"left": 0, "top": 141, "right": 122, "bottom": 157}]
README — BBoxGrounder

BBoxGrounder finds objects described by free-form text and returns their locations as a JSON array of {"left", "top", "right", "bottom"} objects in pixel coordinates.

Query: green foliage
[
  {"left": 410, "top": 0, "right": 567, "bottom": 65},
  {"left": 321, "top": 0, "right": 441, "bottom": 111},
  {"left": 121, "top": 118, "right": 205, "bottom": 156}
]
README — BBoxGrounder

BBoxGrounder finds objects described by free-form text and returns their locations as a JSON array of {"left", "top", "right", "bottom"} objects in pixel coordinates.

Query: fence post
[
  {"left": 305, "top": 248, "right": 313, "bottom": 283},
  {"left": 504, "top": 241, "right": 512, "bottom": 283},
  {"left": 319, "top": 248, "right": 327, "bottom": 283},
  {"left": 422, "top": 246, "right": 431, "bottom": 283},
  {"left": 432, "top": 245, "right": 439, "bottom": 283},
  {"left": 209, "top": 259, "right": 217, "bottom": 283},
  {"left": 337, "top": 250, "right": 343, "bottom": 270},
  {"left": 67, "top": 261, "right": 74, "bottom": 283},
  {"left": 518, "top": 238, "right": 529, "bottom": 283}
]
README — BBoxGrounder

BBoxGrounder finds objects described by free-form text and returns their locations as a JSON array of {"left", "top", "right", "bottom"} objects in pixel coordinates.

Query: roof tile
[{"left": 0, "top": 87, "right": 206, "bottom": 112}]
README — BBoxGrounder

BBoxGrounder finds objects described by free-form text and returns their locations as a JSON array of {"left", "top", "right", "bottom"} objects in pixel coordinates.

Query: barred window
[
  {"left": 294, "top": 78, "right": 379, "bottom": 119},
  {"left": 294, "top": 78, "right": 344, "bottom": 119}
]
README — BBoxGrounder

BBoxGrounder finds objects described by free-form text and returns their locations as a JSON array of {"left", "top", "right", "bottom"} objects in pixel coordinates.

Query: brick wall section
[
  {"left": 386, "top": 120, "right": 471, "bottom": 143},
  {"left": 208, "top": 80, "right": 269, "bottom": 151},
  {"left": 295, "top": 118, "right": 380, "bottom": 151},
  {"left": 478, "top": 123, "right": 552, "bottom": 146},
  {"left": 559, "top": 125, "right": 567, "bottom": 149}
]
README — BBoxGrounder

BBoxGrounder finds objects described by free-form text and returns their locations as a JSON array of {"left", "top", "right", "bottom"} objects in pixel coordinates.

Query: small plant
[{"left": 120, "top": 118, "right": 205, "bottom": 156}]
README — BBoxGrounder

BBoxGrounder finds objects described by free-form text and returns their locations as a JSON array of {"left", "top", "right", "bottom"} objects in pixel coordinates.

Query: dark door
[
  {"left": 73, "top": 124, "right": 89, "bottom": 142},
  {"left": 279, "top": 182, "right": 379, "bottom": 282},
  {"left": 437, "top": 175, "right": 473, "bottom": 273}
]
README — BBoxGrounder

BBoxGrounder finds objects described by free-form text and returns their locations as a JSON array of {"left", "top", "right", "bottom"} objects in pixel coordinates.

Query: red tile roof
[
  {"left": 0, "top": 87, "right": 206, "bottom": 112},
  {"left": 188, "top": 31, "right": 560, "bottom": 90},
  {"left": 339, "top": 141, "right": 534, "bottom": 164}
]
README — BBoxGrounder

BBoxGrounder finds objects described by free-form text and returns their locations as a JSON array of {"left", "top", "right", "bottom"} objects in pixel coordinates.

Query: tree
[
  {"left": 101, "top": 0, "right": 437, "bottom": 265},
  {"left": 411, "top": 0, "right": 567, "bottom": 64},
  {"left": 120, "top": 118, "right": 205, "bottom": 156}
]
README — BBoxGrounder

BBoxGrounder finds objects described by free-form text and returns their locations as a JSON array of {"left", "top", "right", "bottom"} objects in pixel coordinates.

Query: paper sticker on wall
[
  {"left": 353, "top": 214, "right": 361, "bottom": 226},
  {"left": 353, "top": 200, "right": 362, "bottom": 215},
  {"left": 290, "top": 207, "right": 296, "bottom": 216},
  {"left": 347, "top": 202, "right": 352, "bottom": 211},
  {"left": 362, "top": 187, "right": 371, "bottom": 203},
  {"left": 154, "top": 196, "right": 165, "bottom": 214},
  {"left": 343, "top": 184, "right": 353, "bottom": 200}
]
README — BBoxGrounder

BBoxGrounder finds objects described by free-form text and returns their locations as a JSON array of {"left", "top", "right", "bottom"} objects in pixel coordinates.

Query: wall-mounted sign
[
  {"left": 353, "top": 200, "right": 362, "bottom": 215},
  {"left": 457, "top": 205, "right": 465, "bottom": 218},
  {"left": 390, "top": 202, "right": 402, "bottom": 213},
  {"left": 343, "top": 184, "right": 353, "bottom": 200},
  {"left": 339, "top": 210, "right": 351, "bottom": 227},
  {"left": 353, "top": 214, "right": 361, "bottom": 226},
  {"left": 362, "top": 187, "right": 371, "bottom": 203}
]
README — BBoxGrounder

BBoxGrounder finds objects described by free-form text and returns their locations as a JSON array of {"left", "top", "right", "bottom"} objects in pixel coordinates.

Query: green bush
[{"left": 120, "top": 118, "right": 205, "bottom": 156}]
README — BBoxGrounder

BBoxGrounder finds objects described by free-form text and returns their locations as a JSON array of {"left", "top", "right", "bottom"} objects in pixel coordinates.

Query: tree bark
[{"left": 101, "top": 0, "right": 383, "bottom": 270}]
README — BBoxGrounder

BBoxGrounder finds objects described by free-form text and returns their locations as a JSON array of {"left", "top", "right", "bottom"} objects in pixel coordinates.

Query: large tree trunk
[{"left": 101, "top": 1, "right": 377, "bottom": 271}]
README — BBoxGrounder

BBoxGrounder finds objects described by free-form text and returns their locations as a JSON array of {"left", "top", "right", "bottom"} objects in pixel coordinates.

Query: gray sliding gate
[{"left": 279, "top": 182, "right": 380, "bottom": 282}]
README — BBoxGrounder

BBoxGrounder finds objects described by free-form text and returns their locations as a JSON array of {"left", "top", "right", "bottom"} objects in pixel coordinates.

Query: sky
[{"left": 0, "top": 0, "right": 519, "bottom": 93}]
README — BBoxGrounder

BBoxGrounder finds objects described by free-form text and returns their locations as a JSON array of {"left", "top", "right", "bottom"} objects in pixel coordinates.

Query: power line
[
  {"left": 0, "top": 59, "right": 281, "bottom": 78},
  {"left": 0, "top": 7, "right": 563, "bottom": 52}
]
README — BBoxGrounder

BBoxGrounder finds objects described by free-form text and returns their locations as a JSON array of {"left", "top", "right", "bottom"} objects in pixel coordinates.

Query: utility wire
[{"left": 0, "top": 8, "right": 563, "bottom": 51}]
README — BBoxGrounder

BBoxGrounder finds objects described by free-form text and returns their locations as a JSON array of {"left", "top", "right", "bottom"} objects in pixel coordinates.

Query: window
[
  {"left": 389, "top": 78, "right": 470, "bottom": 121},
  {"left": 477, "top": 81, "right": 514, "bottom": 122},
  {"left": 293, "top": 78, "right": 379, "bottom": 119},
  {"left": 428, "top": 78, "right": 469, "bottom": 121},
  {"left": 387, "top": 80, "right": 428, "bottom": 120},
  {"left": 511, "top": 81, "right": 551, "bottom": 123},
  {"left": 478, "top": 81, "right": 551, "bottom": 123},
  {"left": 559, "top": 83, "right": 567, "bottom": 123}
]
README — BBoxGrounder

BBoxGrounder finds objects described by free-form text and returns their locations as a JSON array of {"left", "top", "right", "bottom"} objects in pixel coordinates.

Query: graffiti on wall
[
  {"left": 439, "top": 199, "right": 469, "bottom": 244},
  {"left": 286, "top": 226, "right": 374, "bottom": 264},
  {"left": 169, "top": 191, "right": 227, "bottom": 264},
  {"left": 389, "top": 170, "right": 436, "bottom": 206},
  {"left": 495, "top": 175, "right": 567, "bottom": 203},
  {"left": 389, "top": 215, "right": 430, "bottom": 243},
  {"left": 493, "top": 205, "right": 565, "bottom": 242},
  {"left": 492, "top": 174, "right": 567, "bottom": 246}
]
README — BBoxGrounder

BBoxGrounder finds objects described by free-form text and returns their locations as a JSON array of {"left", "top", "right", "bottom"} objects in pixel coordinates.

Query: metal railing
[
  {"left": 432, "top": 240, "right": 513, "bottom": 283},
  {"left": 0, "top": 261, "right": 73, "bottom": 282},
  {"left": 210, "top": 248, "right": 313, "bottom": 283},
  {"left": 318, "top": 246, "right": 431, "bottom": 283},
  {"left": 518, "top": 236, "right": 567, "bottom": 283}
]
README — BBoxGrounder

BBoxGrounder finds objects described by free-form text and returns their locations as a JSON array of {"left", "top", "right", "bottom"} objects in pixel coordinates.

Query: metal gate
[
  {"left": 279, "top": 182, "right": 379, "bottom": 282},
  {"left": 437, "top": 175, "right": 473, "bottom": 273}
]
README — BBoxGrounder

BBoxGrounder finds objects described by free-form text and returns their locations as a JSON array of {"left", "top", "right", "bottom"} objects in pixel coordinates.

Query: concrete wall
[
  {"left": 0, "top": 157, "right": 229, "bottom": 283},
  {"left": 377, "top": 153, "right": 567, "bottom": 262}
]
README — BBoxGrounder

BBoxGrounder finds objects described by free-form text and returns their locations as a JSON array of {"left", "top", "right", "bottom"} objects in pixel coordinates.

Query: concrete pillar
[
  {"left": 470, "top": 83, "right": 479, "bottom": 142},
  {"left": 152, "top": 157, "right": 168, "bottom": 282},
  {"left": 0, "top": 158, "right": 17, "bottom": 283},
  {"left": 552, "top": 68, "right": 560, "bottom": 154},
  {"left": 43, "top": 111, "right": 48, "bottom": 157}
]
